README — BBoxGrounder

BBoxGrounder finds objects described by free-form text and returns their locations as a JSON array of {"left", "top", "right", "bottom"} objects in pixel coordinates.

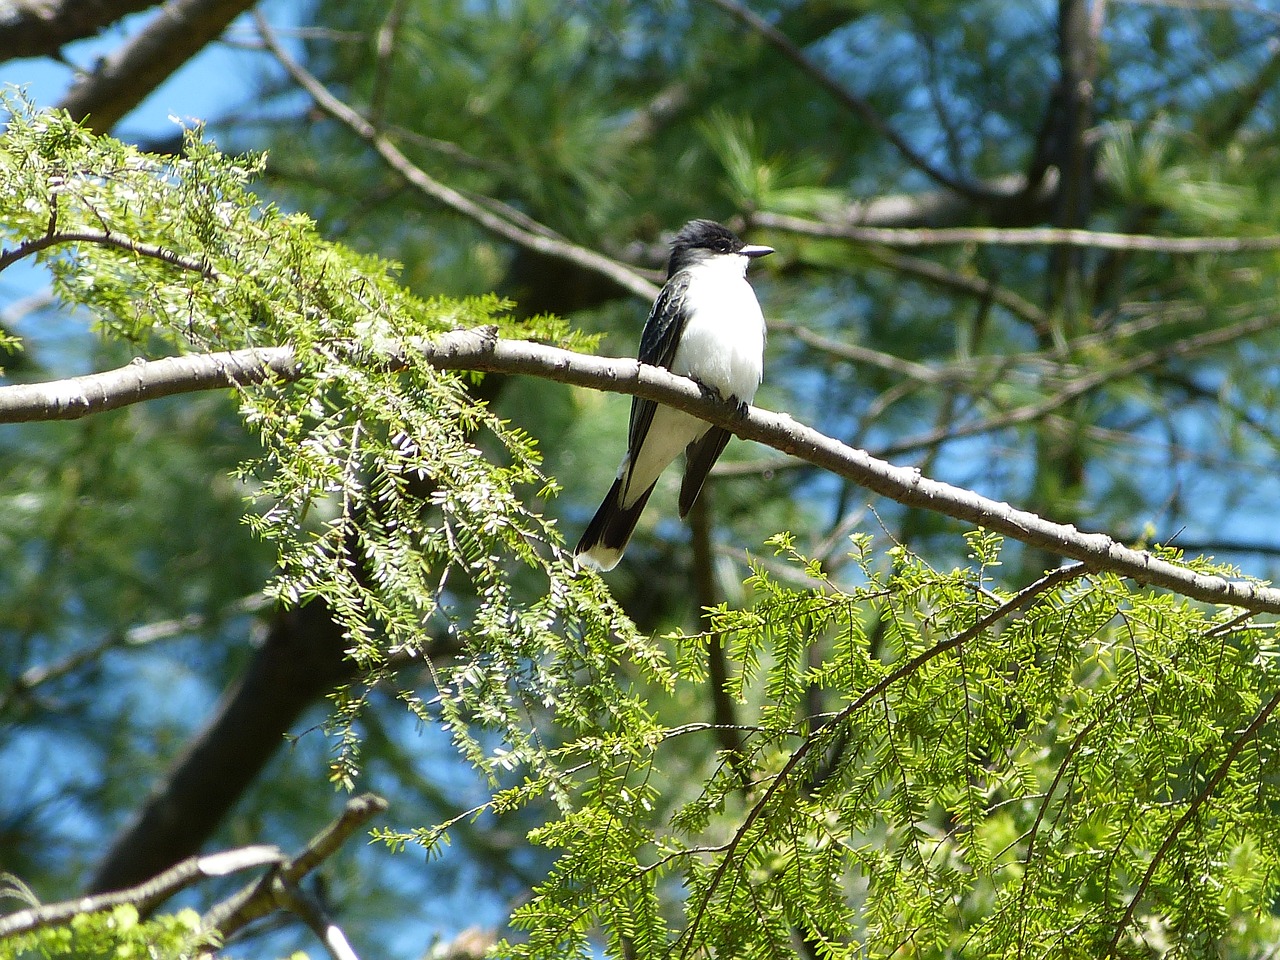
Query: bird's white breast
[{"left": 668, "top": 255, "right": 765, "bottom": 403}]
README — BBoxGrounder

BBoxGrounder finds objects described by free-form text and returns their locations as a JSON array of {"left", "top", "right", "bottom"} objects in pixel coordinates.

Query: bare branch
[
  {"left": 771, "top": 319, "right": 940, "bottom": 383},
  {"left": 58, "top": 0, "right": 258, "bottom": 133},
  {"left": 0, "top": 347, "right": 296, "bottom": 423},
  {"left": 0, "top": 846, "right": 282, "bottom": 937},
  {"left": 798, "top": 170, "right": 1059, "bottom": 230},
  {"left": 254, "top": 13, "right": 661, "bottom": 303},
  {"left": 863, "top": 246, "right": 1051, "bottom": 330},
  {"left": 756, "top": 211, "right": 1280, "bottom": 253},
  {"left": 7, "top": 330, "right": 1277, "bottom": 612},
  {"left": 881, "top": 311, "right": 1277, "bottom": 458},
  {"left": 203, "top": 793, "right": 389, "bottom": 940},
  {"left": 273, "top": 878, "right": 363, "bottom": 960}
]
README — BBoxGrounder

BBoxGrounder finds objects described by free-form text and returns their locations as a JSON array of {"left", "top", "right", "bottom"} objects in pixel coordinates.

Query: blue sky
[{"left": 1, "top": 5, "right": 286, "bottom": 140}]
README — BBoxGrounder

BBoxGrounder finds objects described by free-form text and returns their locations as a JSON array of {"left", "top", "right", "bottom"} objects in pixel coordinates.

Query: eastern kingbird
[{"left": 575, "top": 219, "right": 773, "bottom": 571}]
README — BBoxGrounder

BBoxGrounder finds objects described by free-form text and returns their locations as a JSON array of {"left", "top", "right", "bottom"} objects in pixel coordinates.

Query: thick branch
[
  {"left": 5, "top": 330, "right": 1280, "bottom": 613},
  {"left": 0, "top": 348, "right": 295, "bottom": 422},
  {"left": 0, "top": 0, "right": 159, "bottom": 62},
  {"left": 58, "top": 0, "right": 258, "bottom": 133}
]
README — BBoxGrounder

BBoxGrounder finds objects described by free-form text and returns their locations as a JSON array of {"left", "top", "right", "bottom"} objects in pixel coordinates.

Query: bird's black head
[{"left": 667, "top": 219, "right": 773, "bottom": 277}]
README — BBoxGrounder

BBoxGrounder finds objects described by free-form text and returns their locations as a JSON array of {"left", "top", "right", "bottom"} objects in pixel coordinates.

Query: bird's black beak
[{"left": 741, "top": 244, "right": 774, "bottom": 259}]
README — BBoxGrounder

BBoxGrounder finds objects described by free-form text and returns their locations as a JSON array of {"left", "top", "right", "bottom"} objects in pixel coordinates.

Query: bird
[{"left": 575, "top": 219, "right": 773, "bottom": 571}]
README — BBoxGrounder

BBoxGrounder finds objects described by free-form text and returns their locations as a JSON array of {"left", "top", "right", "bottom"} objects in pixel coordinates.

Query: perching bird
[{"left": 575, "top": 219, "right": 773, "bottom": 571}]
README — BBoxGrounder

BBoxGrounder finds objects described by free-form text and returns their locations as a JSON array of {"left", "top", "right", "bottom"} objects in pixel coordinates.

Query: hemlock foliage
[{"left": 4, "top": 103, "right": 1280, "bottom": 958}]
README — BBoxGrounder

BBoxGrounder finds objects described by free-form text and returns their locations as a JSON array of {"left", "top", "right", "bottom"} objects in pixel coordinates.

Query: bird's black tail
[{"left": 575, "top": 476, "right": 657, "bottom": 572}]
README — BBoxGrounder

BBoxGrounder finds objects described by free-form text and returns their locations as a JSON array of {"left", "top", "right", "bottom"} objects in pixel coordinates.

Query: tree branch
[
  {"left": 755, "top": 211, "right": 1280, "bottom": 253},
  {"left": 0, "top": 845, "right": 282, "bottom": 937},
  {"left": 254, "top": 12, "right": 661, "bottom": 304},
  {"left": 0, "top": 229, "right": 219, "bottom": 277},
  {"left": 202, "top": 793, "right": 388, "bottom": 940},
  {"left": 0, "top": 348, "right": 295, "bottom": 423},
  {"left": 0, "top": 0, "right": 160, "bottom": 62},
  {"left": 879, "top": 311, "right": 1278, "bottom": 458},
  {"left": 58, "top": 0, "right": 258, "bottom": 133},
  {"left": 5, "top": 330, "right": 1280, "bottom": 613}
]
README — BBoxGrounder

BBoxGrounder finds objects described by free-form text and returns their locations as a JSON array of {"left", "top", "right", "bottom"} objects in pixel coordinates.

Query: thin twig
[
  {"left": 700, "top": 0, "right": 989, "bottom": 200},
  {"left": 677, "top": 563, "right": 1091, "bottom": 957},
  {"left": 757, "top": 210, "right": 1280, "bottom": 254},
  {"left": 880, "top": 311, "right": 1278, "bottom": 458},
  {"left": 865, "top": 246, "right": 1051, "bottom": 330},
  {"left": 255, "top": 12, "right": 660, "bottom": 303},
  {"left": 1105, "top": 687, "right": 1280, "bottom": 955}
]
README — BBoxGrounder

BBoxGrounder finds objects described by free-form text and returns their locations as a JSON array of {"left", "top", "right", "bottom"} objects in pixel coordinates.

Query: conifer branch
[
  {"left": 678, "top": 562, "right": 1093, "bottom": 956},
  {"left": 1105, "top": 686, "right": 1280, "bottom": 955},
  {"left": 4, "top": 332, "right": 1278, "bottom": 614},
  {"left": 0, "top": 229, "right": 219, "bottom": 278}
]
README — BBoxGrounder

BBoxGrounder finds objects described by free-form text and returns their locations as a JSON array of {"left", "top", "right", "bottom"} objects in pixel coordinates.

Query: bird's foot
[
  {"left": 691, "top": 380, "right": 749, "bottom": 418},
  {"left": 693, "top": 379, "right": 726, "bottom": 403}
]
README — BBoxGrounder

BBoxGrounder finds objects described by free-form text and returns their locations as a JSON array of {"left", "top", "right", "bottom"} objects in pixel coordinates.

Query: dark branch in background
[
  {"left": 57, "top": 0, "right": 257, "bottom": 133},
  {"left": 368, "top": 0, "right": 410, "bottom": 131},
  {"left": 6, "top": 330, "right": 1280, "bottom": 613},
  {"left": 0, "top": 0, "right": 159, "bottom": 62},
  {"left": 688, "top": 495, "right": 749, "bottom": 781},
  {"left": 0, "top": 845, "right": 282, "bottom": 937},
  {"left": 255, "top": 12, "right": 662, "bottom": 304}
]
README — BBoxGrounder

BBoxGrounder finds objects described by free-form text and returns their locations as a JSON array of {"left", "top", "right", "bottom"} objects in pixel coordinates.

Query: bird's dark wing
[
  {"left": 626, "top": 272, "right": 691, "bottom": 458},
  {"left": 679, "top": 426, "right": 732, "bottom": 518}
]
